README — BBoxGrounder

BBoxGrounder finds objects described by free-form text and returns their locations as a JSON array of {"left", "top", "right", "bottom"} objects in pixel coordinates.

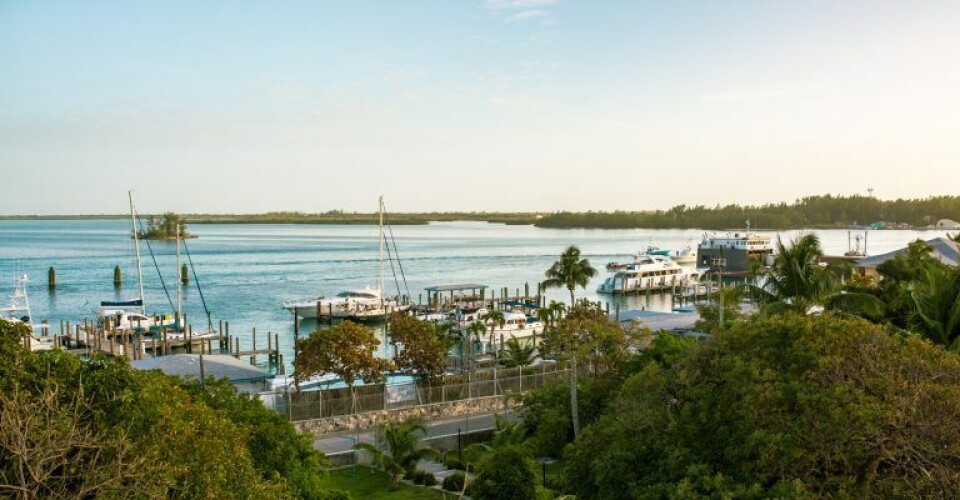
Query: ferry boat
[
  {"left": 696, "top": 232, "right": 774, "bottom": 273},
  {"left": 597, "top": 254, "right": 704, "bottom": 294}
]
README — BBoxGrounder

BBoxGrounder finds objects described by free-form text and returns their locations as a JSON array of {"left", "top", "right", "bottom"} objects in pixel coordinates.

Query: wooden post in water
[
  {"left": 268, "top": 333, "right": 273, "bottom": 365},
  {"left": 252, "top": 327, "right": 257, "bottom": 353},
  {"left": 113, "top": 266, "right": 122, "bottom": 287},
  {"left": 188, "top": 325, "right": 193, "bottom": 354},
  {"left": 180, "top": 263, "right": 189, "bottom": 285},
  {"left": 274, "top": 332, "right": 279, "bottom": 364},
  {"left": 48, "top": 267, "right": 57, "bottom": 290},
  {"left": 234, "top": 337, "right": 239, "bottom": 358}
]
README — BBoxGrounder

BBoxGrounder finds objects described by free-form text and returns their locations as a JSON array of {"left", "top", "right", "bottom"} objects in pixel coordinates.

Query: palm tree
[
  {"left": 537, "top": 300, "right": 567, "bottom": 329},
  {"left": 501, "top": 336, "right": 536, "bottom": 368},
  {"left": 542, "top": 246, "right": 598, "bottom": 306},
  {"left": 541, "top": 245, "right": 597, "bottom": 440},
  {"left": 484, "top": 309, "right": 505, "bottom": 356},
  {"left": 463, "top": 320, "right": 486, "bottom": 369},
  {"left": 909, "top": 264, "right": 960, "bottom": 350},
  {"left": 356, "top": 417, "right": 438, "bottom": 490},
  {"left": 744, "top": 234, "right": 883, "bottom": 318},
  {"left": 463, "top": 414, "right": 530, "bottom": 464}
]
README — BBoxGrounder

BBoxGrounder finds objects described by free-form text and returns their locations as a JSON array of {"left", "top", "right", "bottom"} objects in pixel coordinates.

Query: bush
[
  {"left": 446, "top": 457, "right": 466, "bottom": 470},
  {"left": 442, "top": 472, "right": 466, "bottom": 492},
  {"left": 422, "top": 472, "right": 437, "bottom": 486},
  {"left": 412, "top": 470, "right": 427, "bottom": 485},
  {"left": 403, "top": 469, "right": 417, "bottom": 481}
]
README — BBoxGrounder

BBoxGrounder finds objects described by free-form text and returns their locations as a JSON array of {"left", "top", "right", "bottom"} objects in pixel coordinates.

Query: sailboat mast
[
  {"left": 176, "top": 223, "right": 182, "bottom": 325},
  {"left": 128, "top": 191, "right": 146, "bottom": 315},
  {"left": 379, "top": 195, "right": 385, "bottom": 301}
]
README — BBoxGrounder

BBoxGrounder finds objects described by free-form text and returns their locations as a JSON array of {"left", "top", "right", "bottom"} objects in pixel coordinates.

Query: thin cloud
[
  {"left": 509, "top": 9, "right": 547, "bottom": 21},
  {"left": 485, "top": 0, "right": 558, "bottom": 10}
]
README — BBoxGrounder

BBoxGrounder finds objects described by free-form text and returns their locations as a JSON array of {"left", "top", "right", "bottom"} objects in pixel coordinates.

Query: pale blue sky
[{"left": 2, "top": 1, "right": 958, "bottom": 214}]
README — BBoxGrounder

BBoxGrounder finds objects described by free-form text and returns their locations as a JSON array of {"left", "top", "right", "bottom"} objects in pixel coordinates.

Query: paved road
[{"left": 314, "top": 410, "right": 519, "bottom": 456}]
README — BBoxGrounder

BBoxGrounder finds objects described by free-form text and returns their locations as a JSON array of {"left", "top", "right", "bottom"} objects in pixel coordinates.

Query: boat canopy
[{"left": 100, "top": 299, "right": 143, "bottom": 307}]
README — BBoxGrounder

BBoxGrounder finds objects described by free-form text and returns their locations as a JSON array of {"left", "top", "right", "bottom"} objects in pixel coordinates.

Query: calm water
[{"left": 0, "top": 220, "right": 952, "bottom": 372}]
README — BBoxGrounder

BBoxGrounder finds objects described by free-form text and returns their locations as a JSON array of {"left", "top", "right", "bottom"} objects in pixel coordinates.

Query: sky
[{"left": 1, "top": 0, "right": 959, "bottom": 214}]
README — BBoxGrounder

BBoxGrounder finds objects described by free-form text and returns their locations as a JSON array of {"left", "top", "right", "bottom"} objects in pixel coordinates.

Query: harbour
[{"left": 2, "top": 218, "right": 955, "bottom": 373}]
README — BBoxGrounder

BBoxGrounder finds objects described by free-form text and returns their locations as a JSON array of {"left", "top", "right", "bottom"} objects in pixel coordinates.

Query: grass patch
[{"left": 326, "top": 466, "right": 450, "bottom": 499}]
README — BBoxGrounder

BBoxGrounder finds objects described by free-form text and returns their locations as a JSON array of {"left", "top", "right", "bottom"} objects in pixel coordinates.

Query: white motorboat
[
  {"left": 0, "top": 271, "right": 55, "bottom": 351},
  {"left": 284, "top": 287, "right": 383, "bottom": 319},
  {"left": 597, "top": 254, "right": 704, "bottom": 294},
  {"left": 317, "top": 196, "right": 413, "bottom": 323}
]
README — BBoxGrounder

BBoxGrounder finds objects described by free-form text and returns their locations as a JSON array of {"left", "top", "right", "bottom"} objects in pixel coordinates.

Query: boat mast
[
  {"left": 176, "top": 223, "right": 182, "bottom": 326},
  {"left": 379, "top": 195, "right": 385, "bottom": 302},
  {"left": 128, "top": 191, "right": 146, "bottom": 315}
]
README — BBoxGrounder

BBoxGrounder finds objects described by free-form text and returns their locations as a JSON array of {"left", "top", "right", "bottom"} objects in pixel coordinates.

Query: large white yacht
[{"left": 597, "top": 254, "right": 704, "bottom": 294}]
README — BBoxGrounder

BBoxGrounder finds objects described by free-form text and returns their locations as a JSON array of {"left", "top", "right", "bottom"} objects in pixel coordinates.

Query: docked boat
[
  {"left": 284, "top": 287, "right": 383, "bottom": 319},
  {"left": 96, "top": 192, "right": 179, "bottom": 333},
  {"left": 696, "top": 232, "right": 774, "bottom": 273},
  {"left": 1, "top": 271, "right": 54, "bottom": 351},
  {"left": 597, "top": 254, "right": 704, "bottom": 294},
  {"left": 485, "top": 310, "right": 543, "bottom": 340},
  {"left": 324, "top": 196, "right": 412, "bottom": 322}
]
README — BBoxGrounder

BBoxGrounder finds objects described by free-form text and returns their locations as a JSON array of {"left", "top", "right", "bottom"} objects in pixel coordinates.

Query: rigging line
[
  {"left": 383, "top": 230, "right": 403, "bottom": 298},
  {"left": 383, "top": 207, "right": 411, "bottom": 300},
  {"left": 135, "top": 216, "right": 176, "bottom": 313},
  {"left": 181, "top": 238, "right": 214, "bottom": 332}
]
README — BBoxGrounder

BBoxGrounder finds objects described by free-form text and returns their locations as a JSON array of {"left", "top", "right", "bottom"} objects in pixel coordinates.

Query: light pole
[{"left": 712, "top": 257, "right": 727, "bottom": 330}]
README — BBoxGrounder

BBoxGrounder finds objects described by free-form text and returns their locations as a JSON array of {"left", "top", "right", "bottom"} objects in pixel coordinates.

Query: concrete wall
[{"left": 294, "top": 395, "right": 506, "bottom": 435}]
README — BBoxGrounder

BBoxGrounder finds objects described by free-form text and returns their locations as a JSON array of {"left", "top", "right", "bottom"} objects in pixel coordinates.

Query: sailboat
[
  {"left": 331, "top": 196, "right": 411, "bottom": 322},
  {"left": 96, "top": 192, "right": 178, "bottom": 333}
]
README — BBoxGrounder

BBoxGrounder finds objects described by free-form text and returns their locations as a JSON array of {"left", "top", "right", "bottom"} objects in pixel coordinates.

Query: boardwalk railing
[{"left": 260, "top": 363, "right": 571, "bottom": 421}]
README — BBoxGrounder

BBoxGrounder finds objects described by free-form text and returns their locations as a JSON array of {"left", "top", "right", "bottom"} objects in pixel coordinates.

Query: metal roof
[
  {"left": 424, "top": 284, "right": 488, "bottom": 292},
  {"left": 856, "top": 237, "right": 959, "bottom": 268},
  {"left": 132, "top": 354, "right": 272, "bottom": 382}
]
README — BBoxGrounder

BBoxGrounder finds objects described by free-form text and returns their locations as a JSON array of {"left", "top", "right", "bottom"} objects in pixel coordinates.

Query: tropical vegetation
[
  {"left": 355, "top": 417, "right": 437, "bottom": 490},
  {"left": 0, "top": 319, "right": 344, "bottom": 499}
]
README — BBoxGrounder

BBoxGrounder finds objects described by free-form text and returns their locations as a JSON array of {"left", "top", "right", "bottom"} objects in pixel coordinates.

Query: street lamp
[{"left": 711, "top": 257, "right": 727, "bottom": 330}]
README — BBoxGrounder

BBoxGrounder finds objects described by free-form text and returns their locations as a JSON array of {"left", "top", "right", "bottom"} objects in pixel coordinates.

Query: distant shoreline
[{"left": 1, "top": 194, "right": 957, "bottom": 231}]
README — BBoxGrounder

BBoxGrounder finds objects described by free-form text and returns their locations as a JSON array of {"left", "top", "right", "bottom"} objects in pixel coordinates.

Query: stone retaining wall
[{"left": 295, "top": 395, "right": 506, "bottom": 435}]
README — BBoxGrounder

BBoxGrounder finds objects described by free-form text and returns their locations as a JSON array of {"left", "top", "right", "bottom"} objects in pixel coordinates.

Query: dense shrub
[
  {"left": 565, "top": 314, "right": 960, "bottom": 499},
  {"left": 421, "top": 472, "right": 437, "bottom": 487},
  {"left": 442, "top": 472, "right": 466, "bottom": 492}
]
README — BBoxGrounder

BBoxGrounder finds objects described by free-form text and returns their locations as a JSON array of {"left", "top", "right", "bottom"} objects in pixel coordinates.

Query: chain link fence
[{"left": 260, "top": 362, "right": 571, "bottom": 421}]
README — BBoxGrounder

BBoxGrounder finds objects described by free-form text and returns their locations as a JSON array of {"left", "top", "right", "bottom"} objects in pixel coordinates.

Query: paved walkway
[{"left": 314, "top": 410, "right": 518, "bottom": 456}]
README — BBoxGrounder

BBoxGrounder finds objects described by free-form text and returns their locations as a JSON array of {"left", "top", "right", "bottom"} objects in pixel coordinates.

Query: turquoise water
[{"left": 0, "top": 219, "right": 952, "bottom": 372}]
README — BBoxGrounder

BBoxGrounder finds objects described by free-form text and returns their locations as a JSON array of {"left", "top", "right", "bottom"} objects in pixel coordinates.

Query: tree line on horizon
[
  {"left": 534, "top": 194, "right": 960, "bottom": 229},
  {"left": 2, "top": 194, "right": 959, "bottom": 230}
]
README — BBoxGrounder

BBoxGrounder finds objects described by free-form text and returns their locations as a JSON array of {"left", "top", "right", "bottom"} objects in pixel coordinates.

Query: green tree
[
  {"left": 484, "top": 309, "right": 506, "bottom": 356},
  {"left": 355, "top": 417, "right": 438, "bottom": 490},
  {"left": 294, "top": 321, "right": 391, "bottom": 413},
  {"left": 908, "top": 263, "right": 960, "bottom": 350},
  {"left": 541, "top": 246, "right": 597, "bottom": 439},
  {"left": 501, "top": 336, "right": 536, "bottom": 368},
  {"left": 469, "top": 446, "right": 538, "bottom": 500},
  {"left": 388, "top": 313, "right": 451, "bottom": 386},
  {"left": 745, "top": 234, "right": 882, "bottom": 318},
  {"left": 180, "top": 377, "right": 334, "bottom": 498},
  {"left": 541, "top": 246, "right": 598, "bottom": 307},
  {"left": 565, "top": 314, "right": 960, "bottom": 499}
]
